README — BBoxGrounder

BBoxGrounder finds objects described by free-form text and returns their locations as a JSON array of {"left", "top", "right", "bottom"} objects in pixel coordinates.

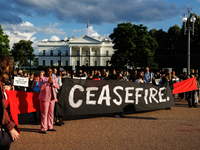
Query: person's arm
[
  {"left": 52, "top": 77, "right": 59, "bottom": 89},
  {"left": 39, "top": 77, "right": 50, "bottom": 90}
]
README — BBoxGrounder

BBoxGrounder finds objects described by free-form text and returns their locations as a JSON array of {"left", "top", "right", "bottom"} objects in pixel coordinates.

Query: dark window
[
  {"left": 106, "top": 51, "right": 109, "bottom": 56},
  {"left": 43, "top": 60, "right": 45, "bottom": 66},
  {"left": 66, "top": 60, "right": 68, "bottom": 66},
  {"left": 50, "top": 60, "right": 53, "bottom": 66},
  {"left": 65, "top": 50, "right": 68, "bottom": 56},
  {"left": 51, "top": 50, "right": 53, "bottom": 56},
  {"left": 43, "top": 50, "right": 45, "bottom": 56}
]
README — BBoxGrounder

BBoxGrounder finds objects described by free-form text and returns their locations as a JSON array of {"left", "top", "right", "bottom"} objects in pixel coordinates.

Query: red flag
[
  {"left": 173, "top": 77, "right": 198, "bottom": 94},
  {"left": 5, "top": 90, "right": 40, "bottom": 126}
]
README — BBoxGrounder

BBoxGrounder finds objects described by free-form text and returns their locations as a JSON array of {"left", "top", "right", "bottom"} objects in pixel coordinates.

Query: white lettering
[
  {"left": 159, "top": 87, "right": 166, "bottom": 102},
  {"left": 149, "top": 88, "right": 159, "bottom": 103},
  {"left": 69, "top": 85, "right": 84, "bottom": 108},
  {"left": 113, "top": 86, "right": 123, "bottom": 106},
  {"left": 144, "top": 89, "right": 148, "bottom": 104},
  {"left": 135, "top": 88, "right": 143, "bottom": 105},
  {"left": 97, "top": 85, "right": 111, "bottom": 106},
  {"left": 86, "top": 87, "right": 98, "bottom": 105},
  {"left": 125, "top": 87, "right": 134, "bottom": 103}
]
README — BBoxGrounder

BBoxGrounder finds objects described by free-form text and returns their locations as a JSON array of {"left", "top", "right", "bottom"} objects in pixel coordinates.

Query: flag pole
[{"left": 87, "top": 19, "right": 89, "bottom": 36}]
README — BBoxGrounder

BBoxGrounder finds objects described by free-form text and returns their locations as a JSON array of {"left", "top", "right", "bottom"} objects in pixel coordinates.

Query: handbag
[{"left": 0, "top": 127, "right": 13, "bottom": 146}]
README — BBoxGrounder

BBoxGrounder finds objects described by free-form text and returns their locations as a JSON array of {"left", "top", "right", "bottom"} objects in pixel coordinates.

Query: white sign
[{"left": 13, "top": 76, "right": 29, "bottom": 87}]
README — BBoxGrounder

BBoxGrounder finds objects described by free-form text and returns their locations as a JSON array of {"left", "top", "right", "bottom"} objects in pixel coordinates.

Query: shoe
[
  {"left": 48, "top": 129, "right": 56, "bottom": 131},
  {"left": 165, "top": 107, "right": 171, "bottom": 110},
  {"left": 193, "top": 105, "right": 197, "bottom": 108},
  {"left": 120, "top": 114, "right": 125, "bottom": 117},
  {"left": 114, "top": 115, "right": 120, "bottom": 118},
  {"left": 60, "top": 120, "right": 65, "bottom": 125},
  {"left": 40, "top": 131, "right": 47, "bottom": 134},
  {"left": 55, "top": 121, "right": 62, "bottom": 126},
  {"left": 189, "top": 105, "right": 193, "bottom": 107}
]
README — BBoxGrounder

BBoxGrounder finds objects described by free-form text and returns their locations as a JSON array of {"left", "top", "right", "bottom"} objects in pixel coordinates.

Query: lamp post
[{"left": 182, "top": 8, "right": 196, "bottom": 75}]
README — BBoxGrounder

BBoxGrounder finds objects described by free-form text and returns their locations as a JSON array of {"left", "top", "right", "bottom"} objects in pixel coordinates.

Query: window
[
  {"left": 43, "top": 50, "right": 45, "bottom": 56},
  {"left": 50, "top": 60, "right": 53, "bottom": 66},
  {"left": 58, "top": 50, "right": 61, "bottom": 56},
  {"left": 86, "top": 51, "right": 88, "bottom": 56},
  {"left": 95, "top": 51, "right": 97, "bottom": 56},
  {"left": 58, "top": 60, "right": 61, "bottom": 66},
  {"left": 106, "top": 51, "right": 109, "bottom": 56},
  {"left": 66, "top": 60, "right": 68, "bottom": 66},
  {"left": 65, "top": 50, "right": 68, "bottom": 56},
  {"left": 95, "top": 60, "right": 97, "bottom": 66},
  {"left": 106, "top": 61, "right": 108, "bottom": 66},
  {"left": 43, "top": 60, "right": 45, "bottom": 66},
  {"left": 77, "top": 50, "right": 79, "bottom": 56},
  {"left": 50, "top": 50, "right": 53, "bottom": 56}
]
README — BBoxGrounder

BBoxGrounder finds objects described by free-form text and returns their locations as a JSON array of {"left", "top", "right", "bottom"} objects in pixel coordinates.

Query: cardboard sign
[{"left": 13, "top": 76, "right": 29, "bottom": 87}]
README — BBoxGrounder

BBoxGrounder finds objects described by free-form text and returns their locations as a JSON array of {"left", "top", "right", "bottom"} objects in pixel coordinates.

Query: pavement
[{"left": 10, "top": 97, "right": 200, "bottom": 150}]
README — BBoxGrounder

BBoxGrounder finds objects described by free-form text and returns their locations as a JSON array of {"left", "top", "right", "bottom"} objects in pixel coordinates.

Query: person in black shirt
[{"left": 86, "top": 70, "right": 94, "bottom": 80}]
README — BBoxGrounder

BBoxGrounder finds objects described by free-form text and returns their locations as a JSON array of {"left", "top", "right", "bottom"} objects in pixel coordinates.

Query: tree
[
  {"left": 109, "top": 22, "right": 158, "bottom": 69},
  {"left": 150, "top": 25, "right": 182, "bottom": 71},
  {"left": 33, "top": 58, "right": 39, "bottom": 66},
  {"left": 11, "top": 40, "right": 35, "bottom": 69},
  {"left": 0, "top": 25, "right": 10, "bottom": 55}
]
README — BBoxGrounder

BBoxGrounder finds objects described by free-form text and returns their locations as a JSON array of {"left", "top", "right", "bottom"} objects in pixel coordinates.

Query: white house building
[{"left": 37, "top": 35, "right": 115, "bottom": 67}]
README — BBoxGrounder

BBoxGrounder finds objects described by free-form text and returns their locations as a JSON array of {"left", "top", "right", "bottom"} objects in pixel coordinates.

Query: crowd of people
[
  {"left": 5, "top": 66, "right": 200, "bottom": 109},
  {"left": 1, "top": 53, "right": 200, "bottom": 149}
]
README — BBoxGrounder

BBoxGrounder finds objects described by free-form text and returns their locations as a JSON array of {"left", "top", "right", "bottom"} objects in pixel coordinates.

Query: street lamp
[{"left": 182, "top": 8, "right": 196, "bottom": 75}]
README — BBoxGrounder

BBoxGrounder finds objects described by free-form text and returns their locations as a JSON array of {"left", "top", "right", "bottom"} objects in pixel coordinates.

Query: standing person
[
  {"left": 161, "top": 69, "right": 174, "bottom": 110},
  {"left": 134, "top": 72, "right": 146, "bottom": 83},
  {"left": 144, "top": 67, "right": 153, "bottom": 83},
  {"left": 86, "top": 70, "right": 94, "bottom": 80},
  {"left": 130, "top": 69, "right": 138, "bottom": 82},
  {"left": 38, "top": 68, "right": 59, "bottom": 134},
  {"left": 27, "top": 73, "right": 34, "bottom": 92},
  {"left": 0, "top": 54, "right": 19, "bottom": 149},
  {"left": 53, "top": 68, "right": 64, "bottom": 126}
]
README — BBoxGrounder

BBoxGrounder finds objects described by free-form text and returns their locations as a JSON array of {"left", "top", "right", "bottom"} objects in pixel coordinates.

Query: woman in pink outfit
[{"left": 38, "top": 68, "right": 59, "bottom": 134}]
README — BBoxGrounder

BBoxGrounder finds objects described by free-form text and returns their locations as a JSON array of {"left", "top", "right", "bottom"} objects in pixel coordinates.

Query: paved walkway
[{"left": 10, "top": 98, "right": 200, "bottom": 150}]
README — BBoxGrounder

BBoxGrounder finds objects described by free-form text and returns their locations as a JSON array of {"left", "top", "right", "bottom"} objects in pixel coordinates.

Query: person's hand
[
  {"left": 48, "top": 77, "right": 53, "bottom": 84},
  {"left": 10, "top": 128, "right": 19, "bottom": 141}
]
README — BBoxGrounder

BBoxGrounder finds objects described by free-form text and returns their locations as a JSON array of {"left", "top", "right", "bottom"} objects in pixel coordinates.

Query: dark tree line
[{"left": 109, "top": 13, "right": 200, "bottom": 73}]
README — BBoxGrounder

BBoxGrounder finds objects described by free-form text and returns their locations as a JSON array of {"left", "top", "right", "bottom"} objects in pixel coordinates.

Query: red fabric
[
  {"left": 5, "top": 90, "right": 40, "bottom": 127},
  {"left": 173, "top": 77, "right": 198, "bottom": 94}
]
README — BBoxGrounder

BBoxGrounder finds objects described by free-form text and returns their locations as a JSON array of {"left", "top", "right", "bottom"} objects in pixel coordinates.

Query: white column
[
  {"left": 89, "top": 46, "right": 92, "bottom": 66},
  {"left": 69, "top": 46, "right": 72, "bottom": 66},
  {"left": 99, "top": 46, "right": 102, "bottom": 66},
  {"left": 79, "top": 46, "right": 82, "bottom": 66}
]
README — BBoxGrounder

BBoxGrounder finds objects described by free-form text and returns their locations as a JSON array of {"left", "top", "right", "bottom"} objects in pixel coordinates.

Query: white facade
[{"left": 37, "top": 35, "right": 115, "bottom": 67}]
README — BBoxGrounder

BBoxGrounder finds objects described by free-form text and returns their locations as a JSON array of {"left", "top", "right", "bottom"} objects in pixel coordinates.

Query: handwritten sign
[{"left": 13, "top": 76, "right": 29, "bottom": 87}]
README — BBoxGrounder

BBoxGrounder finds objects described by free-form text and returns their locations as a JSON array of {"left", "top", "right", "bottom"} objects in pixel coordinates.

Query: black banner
[{"left": 56, "top": 79, "right": 175, "bottom": 116}]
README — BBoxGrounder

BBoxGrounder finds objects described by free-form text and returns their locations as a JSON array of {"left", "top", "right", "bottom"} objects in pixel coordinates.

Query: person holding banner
[
  {"left": 39, "top": 68, "right": 59, "bottom": 134},
  {"left": 0, "top": 54, "right": 19, "bottom": 149},
  {"left": 161, "top": 69, "right": 174, "bottom": 110}
]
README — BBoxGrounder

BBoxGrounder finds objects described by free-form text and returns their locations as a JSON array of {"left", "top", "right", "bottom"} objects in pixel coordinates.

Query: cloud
[
  {"left": 50, "top": 35, "right": 60, "bottom": 41},
  {"left": 83, "top": 26, "right": 100, "bottom": 38},
  {"left": 1, "top": 0, "right": 182, "bottom": 25},
  {"left": 1, "top": 21, "right": 66, "bottom": 54}
]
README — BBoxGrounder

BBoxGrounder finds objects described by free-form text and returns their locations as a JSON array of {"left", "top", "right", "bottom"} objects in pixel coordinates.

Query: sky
[{"left": 0, "top": 0, "right": 200, "bottom": 54}]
